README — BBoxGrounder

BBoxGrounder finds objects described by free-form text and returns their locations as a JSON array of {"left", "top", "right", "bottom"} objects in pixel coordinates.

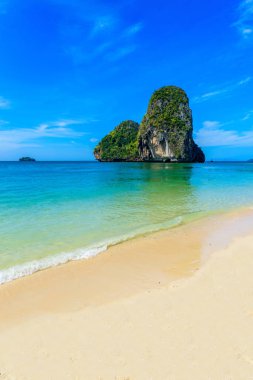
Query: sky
[{"left": 0, "top": 0, "right": 253, "bottom": 161}]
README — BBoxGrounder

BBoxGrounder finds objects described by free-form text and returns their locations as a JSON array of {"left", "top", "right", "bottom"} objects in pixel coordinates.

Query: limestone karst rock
[
  {"left": 94, "top": 86, "right": 205, "bottom": 163},
  {"left": 138, "top": 86, "right": 205, "bottom": 162},
  {"left": 94, "top": 120, "right": 139, "bottom": 161}
]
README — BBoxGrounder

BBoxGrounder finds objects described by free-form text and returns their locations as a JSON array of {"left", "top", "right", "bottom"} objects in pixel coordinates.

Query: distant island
[
  {"left": 94, "top": 86, "right": 205, "bottom": 163},
  {"left": 19, "top": 157, "right": 36, "bottom": 162}
]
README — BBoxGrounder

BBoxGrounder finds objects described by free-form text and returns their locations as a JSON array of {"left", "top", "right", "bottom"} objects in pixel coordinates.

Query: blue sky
[{"left": 0, "top": 0, "right": 252, "bottom": 161}]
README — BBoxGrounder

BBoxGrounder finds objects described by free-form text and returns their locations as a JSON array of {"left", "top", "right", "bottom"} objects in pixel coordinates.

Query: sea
[{"left": 0, "top": 161, "right": 253, "bottom": 284}]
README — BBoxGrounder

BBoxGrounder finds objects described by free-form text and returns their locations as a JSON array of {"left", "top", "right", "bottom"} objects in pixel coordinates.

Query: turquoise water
[{"left": 1, "top": 161, "right": 253, "bottom": 283}]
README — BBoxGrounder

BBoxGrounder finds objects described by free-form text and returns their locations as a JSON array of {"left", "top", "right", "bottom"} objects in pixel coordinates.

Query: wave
[{"left": 0, "top": 216, "right": 184, "bottom": 285}]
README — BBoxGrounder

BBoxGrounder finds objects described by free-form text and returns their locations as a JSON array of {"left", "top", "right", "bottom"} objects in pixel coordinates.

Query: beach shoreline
[
  {"left": 1, "top": 207, "right": 253, "bottom": 323},
  {"left": 0, "top": 207, "right": 253, "bottom": 379}
]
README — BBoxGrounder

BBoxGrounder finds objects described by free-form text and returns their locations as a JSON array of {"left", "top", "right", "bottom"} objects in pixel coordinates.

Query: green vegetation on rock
[
  {"left": 94, "top": 86, "right": 205, "bottom": 163},
  {"left": 139, "top": 86, "right": 190, "bottom": 135},
  {"left": 138, "top": 86, "right": 205, "bottom": 162},
  {"left": 94, "top": 120, "right": 139, "bottom": 161}
]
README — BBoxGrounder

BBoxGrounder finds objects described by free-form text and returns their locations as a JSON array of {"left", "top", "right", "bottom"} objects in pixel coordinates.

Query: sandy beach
[
  {"left": 0, "top": 208, "right": 253, "bottom": 379},
  {"left": 1, "top": 0, "right": 253, "bottom": 377}
]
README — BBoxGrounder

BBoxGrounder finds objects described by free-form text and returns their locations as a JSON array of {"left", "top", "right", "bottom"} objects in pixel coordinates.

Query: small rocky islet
[
  {"left": 94, "top": 86, "right": 205, "bottom": 163},
  {"left": 19, "top": 157, "right": 36, "bottom": 162}
]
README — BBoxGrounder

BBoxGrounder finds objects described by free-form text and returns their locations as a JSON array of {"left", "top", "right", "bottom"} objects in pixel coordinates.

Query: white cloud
[
  {"left": 242, "top": 27, "right": 253, "bottom": 34},
  {"left": 0, "top": 119, "right": 9, "bottom": 126},
  {"left": 37, "top": 119, "right": 84, "bottom": 131},
  {"left": 193, "top": 77, "right": 252, "bottom": 103},
  {"left": 106, "top": 45, "right": 137, "bottom": 61},
  {"left": 90, "top": 138, "right": 98, "bottom": 143},
  {"left": 242, "top": 109, "right": 253, "bottom": 120},
  {"left": 90, "top": 15, "right": 117, "bottom": 36},
  {"left": 196, "top": 120, "right": 253, "bottom": 147},
  {"left": 0, "top": 96, "right": 10, "bottom": 109},
  {"left": 0, "top": 119, "right": 86, "bottom": 150},
  {"left": 234, "top": 0, "right": 253, "bottom": 39},
  {"left": 63, "top": 4, "right": 143, "bottom": 64},
  {"left": 238, "top": 76, "right": 252, "bottom": 84},
  {"left": 66, "top": 25, "right": 142, "bottom": 64},
  {"left": 123, "top": 22, "right": 143, "bottom": 37},
  {"left": 194, "top": 89, "right": 228, "bottom": 102},
  {"left": 91, "top": 21, "right": 143, "bottom": 61},
  {"left": 202, "top": 120, "right": 222, "bottom": 128}
]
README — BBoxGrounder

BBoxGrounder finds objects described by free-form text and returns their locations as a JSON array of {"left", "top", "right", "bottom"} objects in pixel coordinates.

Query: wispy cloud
[
  {"left": 66, "top": 18, "right": 143, "bottom": 64},
  {"left": 193, "top": 89, "right": 228, "bottom": 102},
  {"left": 61, "top": 2, "right": 144, "bottom": 64},
  {"left": 123, "top": 22, "right": 143, "bottom": 37},
  {"left": 0, "top": 119, "right": 86, "bottom": 150},
  {"left": 95, "top": 21, "right": 143, "bottom": 62},
  {"left": 89, "top": 138, "right": 98, "bottom": 143},
  {"left": 0, "top": 119, "right": 9, "bottom": 126},
  {"left": 242, "top": 27, "right": 253, "bottom": 35},
  {"left": 202, "top": 121, "right": 222, "bottom": 129},
  {"left": 193, "top": 77, "right": 252, "bottom": 103},
  {"left": 37, "top": 119, "right": 84, "bottom": 131},
  {"left": 90, "top": 15, "right": 117, "bottom": 37},
  {"left": 0, "top": 96, "right": 10, "bottom": 109},
  {"left": 242, "top": 109, "right": 253, "bottom": 120},
  {"left": 238, "top": 76, "right": 252, "bottom": 85},
  {"left": 106, "top": 44, "right": 137, "bottom": 61},
  {"left": 196, "top": 120, "right": 253, "bottom": 147},
  {"left": 234, "top": 0, "right": 253, "bottom": 39}
]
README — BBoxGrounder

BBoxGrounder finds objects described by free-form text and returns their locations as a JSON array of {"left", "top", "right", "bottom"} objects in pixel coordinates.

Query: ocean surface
[{"left": 1, "top": 161, "right": 253, "bottom": 284}]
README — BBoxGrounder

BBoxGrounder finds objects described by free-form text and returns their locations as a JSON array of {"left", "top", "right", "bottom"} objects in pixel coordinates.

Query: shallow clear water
[{"left": 1, "top": 161, "right": 253, "bottom": 283}]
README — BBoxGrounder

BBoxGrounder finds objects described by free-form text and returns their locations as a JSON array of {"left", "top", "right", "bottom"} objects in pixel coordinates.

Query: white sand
[{"left": 0, "top": 210, "right": 253, "bottom": 379}]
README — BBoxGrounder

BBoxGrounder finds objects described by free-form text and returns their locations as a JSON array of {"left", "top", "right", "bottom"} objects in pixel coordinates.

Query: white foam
[
  {"left": 0, "top": 244, "right": 107, "bottom": 285},
  {"left": 0, "top": 216, "right": 183, "bottom": 285}
]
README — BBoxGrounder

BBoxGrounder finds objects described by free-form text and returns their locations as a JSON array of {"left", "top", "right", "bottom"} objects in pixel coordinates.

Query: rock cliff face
[
  {"left": 138, "top": 86, "right": 205, "bottom": 162},
  {"left": 93, "top": 86, "right": 205, "bottom": 163},
  {"left": 94, "top": 120, "right": 139, "bottom": 161}
]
